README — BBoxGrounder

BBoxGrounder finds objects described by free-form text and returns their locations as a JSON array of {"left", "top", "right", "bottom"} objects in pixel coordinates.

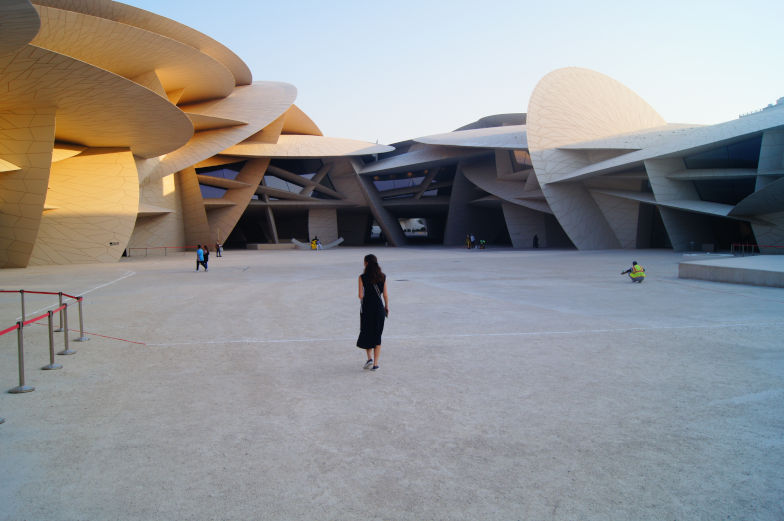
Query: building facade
[
  {"left": 0, "top": 0, "right": 390, "bottom": 268},
  {"left": 355, "top": 69, "right": 784, "bottom": 253},
  {"left": 2, "top": 1, "right": 783, "bottom": 268}
]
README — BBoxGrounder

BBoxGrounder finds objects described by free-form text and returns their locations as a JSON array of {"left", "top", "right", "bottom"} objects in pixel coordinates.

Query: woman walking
[{"left": 357, "top": 254, "right": 388, "bottom": 371}]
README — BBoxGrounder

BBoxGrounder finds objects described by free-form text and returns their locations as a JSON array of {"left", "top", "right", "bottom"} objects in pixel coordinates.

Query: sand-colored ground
[{"left": 1, "top": 248, "right": 783, "bottom": 520}]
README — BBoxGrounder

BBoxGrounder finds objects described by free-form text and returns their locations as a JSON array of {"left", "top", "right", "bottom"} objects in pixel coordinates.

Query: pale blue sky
[{"left": 124, "top": 0, "right": 783, "bottom": 144}]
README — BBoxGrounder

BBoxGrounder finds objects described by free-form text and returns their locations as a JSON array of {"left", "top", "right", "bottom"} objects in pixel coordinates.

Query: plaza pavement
[{"left": 1, "top": 247, "right": 783, "bottom": 520}]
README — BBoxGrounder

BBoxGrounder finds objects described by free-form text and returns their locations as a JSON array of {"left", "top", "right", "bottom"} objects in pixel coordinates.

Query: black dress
[{"left": 356, "top": 273, "right": 386, "bottom": 349}]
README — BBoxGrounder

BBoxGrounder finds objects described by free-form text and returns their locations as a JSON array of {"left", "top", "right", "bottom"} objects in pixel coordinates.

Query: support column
[
  {"left": 444, "top": 166, "right": 475, "bottom": 246},
  {"left": 502, "top": 203, "right": 547, "bottom": 248},
  {"left": 350, "top": 159, "right": 405, "bottom": 246},
  {"left": 645, "top": 158, "right": 705, "bottom": 251}
]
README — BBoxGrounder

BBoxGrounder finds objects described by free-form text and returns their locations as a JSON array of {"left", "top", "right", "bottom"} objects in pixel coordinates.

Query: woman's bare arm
[
  {"left": 358, "top": 276, "right": 364, "bottom": 300},
  {"left": 383, "top": 280, "right": 389, "bottom": 314}
]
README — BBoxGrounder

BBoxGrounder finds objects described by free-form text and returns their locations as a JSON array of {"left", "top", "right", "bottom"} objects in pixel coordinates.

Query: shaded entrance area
[
  {"left": 637, "top": 204, "right": 672, "bottom": 249},
  {"left": 226, "top": 205, "right": 309, "bottom": 247}
]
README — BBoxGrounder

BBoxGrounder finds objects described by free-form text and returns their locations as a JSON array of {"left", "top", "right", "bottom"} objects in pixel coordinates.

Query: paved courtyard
[{"left": 1, "top": 247, "right": 783, "bottom": 520}]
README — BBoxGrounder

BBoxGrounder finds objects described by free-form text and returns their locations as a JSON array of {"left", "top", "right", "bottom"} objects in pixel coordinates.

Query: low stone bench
[
  {"left": 247, "top": 243, "right": 296, "bottom": 250},
  {"left": 291, "top": 238, "right": 344, "bottom": 250}
]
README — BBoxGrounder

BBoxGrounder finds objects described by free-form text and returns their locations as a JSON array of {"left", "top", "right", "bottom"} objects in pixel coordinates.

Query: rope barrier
[
  {"left": 730, "top": 243, "right": 784, "bottom": 256},
  {"left": 128, "top": 245, "right": 194, "bottom": 250},
  {"left": 0, "top": 290, "right": 80, "bottom": 299},
  {"left": 1, "top": 286, "right": 109, "bottom": 423},
  {"left": 730, "top": 243, "right": 784, "bottom": 249},
  {"left": 22, "top": 312, "right": 49, "bottom": 327},
  {"left": 0, "top": 323, "right": 19, "bottom": 336},
  {"left": 126, "top": 245, "right": 201, "bottom": 257},
  {"left": 1, "top": 289, "right": 87, "bottom": 400},
  {"left": 29, "top": 321, "right": 144, "bottom": 344},
  {"left": 73, "top": 330, "right": 146, "bottom": 345}
]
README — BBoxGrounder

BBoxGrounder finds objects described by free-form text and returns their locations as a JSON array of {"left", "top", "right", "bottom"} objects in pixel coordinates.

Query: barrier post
[
  {"left": 19, "top": 289, "right": 25, "bottom": 323},
  {"left": 9, "top": 322, "right": 35, "bottom": 393},
  {"left": 57, "top": 305, "right": 76, "bottom": 356},
  {"left": 42, "top": 311, "right": 62, "bottom": 370},
  {"left": 75, "top": 297, "right": 88, "bottom": 342},
  {"left": 55, "top": 292, "right": 64, "bottom": 332}
]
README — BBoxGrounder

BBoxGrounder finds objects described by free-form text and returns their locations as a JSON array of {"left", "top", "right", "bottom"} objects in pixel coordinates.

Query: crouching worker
[{"left": 621, "top": 260, "right": 646, "bottom": 282}]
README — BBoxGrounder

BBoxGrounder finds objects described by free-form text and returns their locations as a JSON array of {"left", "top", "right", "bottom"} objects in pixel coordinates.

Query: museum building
[{"left": 1, "top": 0, "right": 783, "bottom": 268}]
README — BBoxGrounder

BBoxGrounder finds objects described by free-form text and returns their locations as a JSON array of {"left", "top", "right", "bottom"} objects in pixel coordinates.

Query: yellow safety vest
[{"left": 630, "top": 264, "right": 646, "bottom": 278}]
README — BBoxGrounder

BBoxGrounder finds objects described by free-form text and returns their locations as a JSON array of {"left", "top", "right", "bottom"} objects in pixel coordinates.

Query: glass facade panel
[
  {"left": 373, "top": 176, "right": 425, "bottom": 192},
  {"left": 319, "top": 173, "right": 337, "bottom": 192},
  {"left": 693, "top": 178, "right": 756, "bottom": 205},
  {"left": 683, "top": 135, "right": 762, "bottom": 169},
  {"left": 196, "top": 161, "right": 246, "bottom": 179},
  {"left": 199, "top": 185, "right": 227, "bottom": 198}
]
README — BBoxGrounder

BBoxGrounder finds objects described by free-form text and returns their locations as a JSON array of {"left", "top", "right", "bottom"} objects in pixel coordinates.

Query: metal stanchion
[
  {"left": 55, "top": 292, "right": 64, "bottom": 332},
  {"left": 75, "top": 297, "right": 88, "bottom": 342},
  {"left": 57, "top": 305, "right": 76, "bottom": 356},
  {"left": 9, "top": 322, "right": 35, "bottom": 393},
  {"left": 19, "top": 289, "right": 25, "bottom": 323},
  {"left": 42, "top": 311, "right": 63, "bottom": 370}
]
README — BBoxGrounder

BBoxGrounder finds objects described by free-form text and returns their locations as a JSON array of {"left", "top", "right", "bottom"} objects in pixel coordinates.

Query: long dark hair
[{"left": 363, "top": 254, "right": 385, "bottom": 284}]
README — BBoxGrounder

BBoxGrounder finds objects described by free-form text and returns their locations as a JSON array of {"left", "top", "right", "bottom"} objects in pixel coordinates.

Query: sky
[{"left": 123, "top": 0, "right": 783, "bottom": 144}]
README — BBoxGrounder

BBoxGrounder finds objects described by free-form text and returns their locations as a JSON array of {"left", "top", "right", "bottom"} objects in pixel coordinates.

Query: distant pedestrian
[
  {"left": 202, "top": 245, "right": 209, "bottom": 271},
  {"left": 357, "top": 254, "right": 388, "bottom": 371},
  {"left": 196, "top": 245, "right": 204, "bottom": 271},
  {"left": 470, "top": 233, "right": 476, "bottom": 248},
  {"left": 216, "top": 242, "right": 222, "bottom": 257},
  {"left": 533, "top": 234, "right": 539, "bottom": 248}
]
